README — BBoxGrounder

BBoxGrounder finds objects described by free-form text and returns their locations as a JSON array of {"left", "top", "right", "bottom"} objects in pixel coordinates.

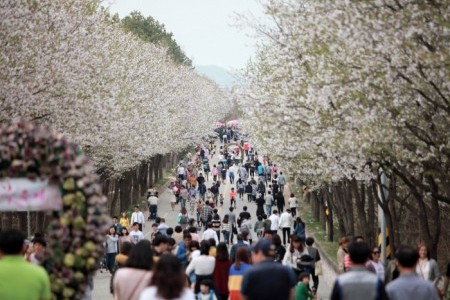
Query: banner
[{"left": 0, "top": 178, "right": 62, "bottom": 211}]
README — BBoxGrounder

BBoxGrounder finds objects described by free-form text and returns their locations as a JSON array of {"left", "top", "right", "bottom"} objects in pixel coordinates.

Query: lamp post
[{"left": 377, "top": 170, "right": 389, "bottom": 265}]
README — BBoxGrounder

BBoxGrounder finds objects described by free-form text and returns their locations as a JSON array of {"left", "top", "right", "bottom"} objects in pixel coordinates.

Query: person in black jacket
[
  {"left": 245, "top": 181, "right": 253, "bottom": 202},
  {"left": 275, "top": 191, "right": 285, "bottom": 213}
]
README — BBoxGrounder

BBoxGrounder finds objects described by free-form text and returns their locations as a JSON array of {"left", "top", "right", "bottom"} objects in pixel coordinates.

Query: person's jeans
[
  {"left": 291, "top": 207, "right": 297, "bottom": 217},
  {"left": 222, "top": 230, "right": 230, "bottom": 244},
  {"left": 265, "top": 204, "right": 272, "bottom": 216},
  {"left": 150, "top": 205, "right": 157, "bottom": 219},
  {"left": 282, "top": 227, "right": 291, "bottom": 245},
  {"left": 105, "top": 252, "right": 116, "bottom": 273},
  {"left": 238, "top": 189, "right": 244, "bottom": 199},
  {"left": 247, "top": 194, "right": 252, "bottom": 202},
  {"left": 216, "top": 230, "right": 221, "bottom": 242}
]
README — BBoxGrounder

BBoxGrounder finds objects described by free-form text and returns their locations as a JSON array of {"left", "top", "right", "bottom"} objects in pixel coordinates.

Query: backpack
[
  {"left": 240, "top": 222, "right": 250, "bottom": 233},
  {"left": 179, "top": 214, "right": 188, "bottom": 225}
]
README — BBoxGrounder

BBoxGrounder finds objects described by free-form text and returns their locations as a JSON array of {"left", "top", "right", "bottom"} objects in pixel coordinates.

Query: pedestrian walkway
[
  {"left": 92, "top": 141, "right": 334, "bottom": 299},
  {"left": 282, "top": 184, "right": 333, "bottom": 300}
]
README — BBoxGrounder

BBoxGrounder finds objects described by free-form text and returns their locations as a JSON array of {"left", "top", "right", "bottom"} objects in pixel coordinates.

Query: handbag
[
  {"left": 315, "top": 261, "right": 323, "bottom": 276},
  {"left": 232, "top": 224, "right": 238, "bottom": 235}
]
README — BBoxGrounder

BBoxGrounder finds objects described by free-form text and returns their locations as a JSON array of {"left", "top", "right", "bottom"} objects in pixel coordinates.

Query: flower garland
[{"left": 0, "top": 121, "right": 109, "bottom": 300}]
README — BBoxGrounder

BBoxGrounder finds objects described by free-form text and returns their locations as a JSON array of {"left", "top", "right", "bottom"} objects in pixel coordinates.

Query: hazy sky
[{"left": 107, "top": 0, "right": 264, "bottom": 70}]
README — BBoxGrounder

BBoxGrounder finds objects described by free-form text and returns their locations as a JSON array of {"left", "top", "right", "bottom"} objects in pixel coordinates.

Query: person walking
[
  {"left": 221, "top": 215, "right": 231, "bottom": 244},
  {"left": 227, "top": 207, "right": 237, "bottom": 244},
  {"left": 105, "top": 226, "right": 119, "bottom": 274},
  {"left": 230, "top": 234, "right": 251, "bottom": 263},
  {"left": 229, "top": 247, "right": 252, "bottom": 300},
  {"left": 0, "top": 229, "right": 51, "bottom": 300},
  {"left": 305, "top": 237, "right": 321, "bottom": 293},
  {"left": 213, "top": 243, "right": 233, "bottom": 300},
  {"left": 386, "top": 245, "right": 440, "bottom": 300},
  {"left": 272, "top": 234, "right": 287, "bottom": 263},
  {"left": 275, "top": 191, "right": 285, "bottom": 213},
  {"left": 241, "top": 239, "right": 297, "bottom": 300},
  {"left": 202, "top": 223, "right": 219, "bottom": 245},
  {"left": 186, "top": 240, "right": 216, "bottom": 294},
  {"left": 212, "top": 214, "right": 222, "bottom": 243},
  {"left": 129, "top": 222, "right": 145, "bottom": 244},
  {"left": 255, "top": 194, "right": 265, "bottom": 218},
  {"left": 268, "top": 210, "right": 280, "bottom": 235},
  {"left": 139, "top": 254, "right": 195, "bottom": 300},
  {"left": 282, "top": 235, "right": 309, "bottom": 277},
  {"left": 119, "top": 212, "right": 131, "bottom": 230},
  {"left": 293, "top": 217, "right": 306, "bottom": 241},
  {"left": 337, "top": 236, "right": 350, "bottom": 273},
  {"left": 278, "top": 172, "right": 286, "bottom": 193},
  {"left": 130, "top": 206, "right": 145, "bottom": 231},
  {"left": 264, "top": 191, "right": 274, "bottom": 217},
  {"left": 288, "top": 193, "right": 297, "bottom": 217},
  {"left": 279, "top": 209, "right": 293, "bottom": 245},
  {"left": 416, "top": 243, "right": 440, "bottom": 282},
  {"left": 244, "top": 181, "right": 253, "bottom": 202},
  {"left": 147, "top": 192, "right": 159, "bottom": 220},
  {"left": 237, "top": 179, "right": 245, "bottom": 200},
  {"left": 368, "top": 246, "right": 385, "bottom": 281},
  {"left": 330, "top": 242, "right": 388, "bottom": 300},
  {"left": 113, "top": 240, "right": 154, "bottom": 300}
]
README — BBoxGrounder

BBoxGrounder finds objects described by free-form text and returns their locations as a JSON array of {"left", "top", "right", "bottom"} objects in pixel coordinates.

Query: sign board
[{"left": 0, "top": 178, "right": 62, "bottom": 211}]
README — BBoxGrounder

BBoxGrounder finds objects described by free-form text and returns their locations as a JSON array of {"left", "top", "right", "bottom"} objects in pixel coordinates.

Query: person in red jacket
[{"left": 213, "top": 243, "right": 233, "bottom": 300}]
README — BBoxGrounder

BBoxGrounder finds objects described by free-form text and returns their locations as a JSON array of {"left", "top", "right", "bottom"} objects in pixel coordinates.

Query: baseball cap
[{"left": 251, "top": 239, "right": 272, "bottom": 256}]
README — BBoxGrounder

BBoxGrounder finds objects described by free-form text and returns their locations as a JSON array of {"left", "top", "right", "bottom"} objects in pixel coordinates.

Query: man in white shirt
[
  {"left": 130, "top": 206, "right": 145, "bottom": 231},
  {"left": 278, "top": 209, "right": 293, "bottom": 245},
  {"left": 129, "top": 222, "right": 144, "bottom": 244},
  {"left": 268, "top": 210, "right": 280, "bottom": 235},
  {"left": 177, "top": 163, "right": 186, "bottom": 181},
  {"left": 201, "top": 223, "right": 219, "bottom": 245},
  {"left": 148, "top": 193, "right": 159, "bottom": 220}
]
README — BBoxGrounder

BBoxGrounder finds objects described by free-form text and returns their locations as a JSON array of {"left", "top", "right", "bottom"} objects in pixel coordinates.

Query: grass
[
  {"left": 291, "top": 184, "right": 341, "bottom": 266},
  {"left": 126, "top": 169, "right": 175, "bottom": 217}
]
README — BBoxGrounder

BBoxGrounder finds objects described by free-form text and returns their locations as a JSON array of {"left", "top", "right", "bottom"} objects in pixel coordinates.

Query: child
[
  {"left": 295, "top": 272, "right": 315, "bottom": 300},
  {"left": 197, "top": 279, "right": 217, "bottom": 300},
  {"left": 219, "top": 194, "right": 224, "bottom": 207}
]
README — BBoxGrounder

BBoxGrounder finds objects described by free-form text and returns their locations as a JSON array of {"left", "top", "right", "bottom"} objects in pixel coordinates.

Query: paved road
[{"left": 92, "top": 142, "right": 332, "bottom": 299}]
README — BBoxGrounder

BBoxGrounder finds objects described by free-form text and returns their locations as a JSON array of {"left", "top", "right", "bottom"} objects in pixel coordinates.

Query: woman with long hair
[
  {"left": 185, "top": 240, "right": 216, "bottom": 293},
  {"left": 293, "top": 217, "right": 306, "bottom": 240},
  {"left": 282, "top": 235, "right": 308, "bottom": 277},
  {"left": 105, "top": 226, "right": 119, "bottom": 273},
  {"left": 119, "top": 227, "right": 132, "bottom": 247},
  {"left": 139, "top": 254, "right": 195, "bottom": 300},
  {"left": 178, "top": 207, "right": 190, "bottom": 230},
  {"left": 337, "top": 236, "right": 349, "bottom": 273},
  {"left": 272, "top": 234, "right": 286, "bottom": 264},
  {"left": 113, "top": 240, "right": 154, "bottom": 300},
  {"left": 119, "top": 212, "right": 130, "bottom": 230},
  {"left": 213, "top": 243, "right": 233, "bottom": 300},
  {"left": 221, "top": 215, "right": 231, "bottom": 244},
  {"left": 228, "top": 247, "right": 252, "bottom": 300},
  {"left": 416, "top": 243, "right": 440, "bottom": 282}
]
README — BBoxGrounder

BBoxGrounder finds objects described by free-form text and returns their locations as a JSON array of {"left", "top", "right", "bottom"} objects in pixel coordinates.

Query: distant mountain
[{"left": 195, "top": 65, "right": 237, "bottom": 89}]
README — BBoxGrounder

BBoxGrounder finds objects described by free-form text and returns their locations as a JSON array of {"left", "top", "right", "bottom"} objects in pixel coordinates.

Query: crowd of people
[{"left": 1, "top": 131, "right": 450, "bottom": 300}]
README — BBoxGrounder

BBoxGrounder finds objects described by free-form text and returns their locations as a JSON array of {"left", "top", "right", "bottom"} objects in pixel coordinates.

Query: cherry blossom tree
[{"left": 236, "top": 0, "right": 449, "bottom": 257}]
